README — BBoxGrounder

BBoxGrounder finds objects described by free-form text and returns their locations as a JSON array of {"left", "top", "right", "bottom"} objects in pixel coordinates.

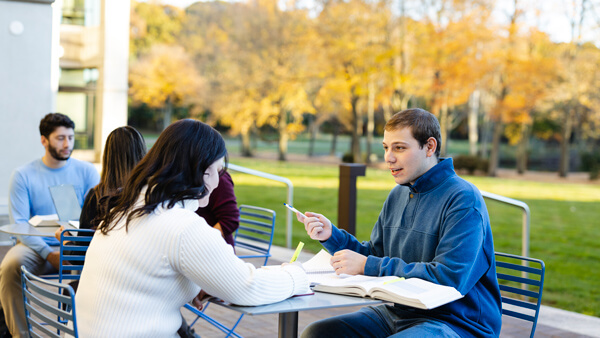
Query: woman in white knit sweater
[{"left": 75, "top": 120, "right": 309, "bottom": 337}]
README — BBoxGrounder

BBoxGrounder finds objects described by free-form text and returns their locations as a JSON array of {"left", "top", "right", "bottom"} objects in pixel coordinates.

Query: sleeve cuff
[
  {"left": 39, "top": 246, "right": 54, "bottom": 260},
  {"left": 364, "top": 255, "right": 382, "bottom": 276},
  {"left": 282, "top": 264, "right": 310, "bottom": 295}
]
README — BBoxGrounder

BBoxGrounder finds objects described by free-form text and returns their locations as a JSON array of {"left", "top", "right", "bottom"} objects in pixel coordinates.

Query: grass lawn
[{"left": 227, "top": 157, "right": 600, "bottom": 318}]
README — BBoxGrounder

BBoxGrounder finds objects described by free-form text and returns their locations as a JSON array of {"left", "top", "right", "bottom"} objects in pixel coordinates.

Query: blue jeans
[{"left": 301, "top": 304, "right": 460, "bottom": 338}]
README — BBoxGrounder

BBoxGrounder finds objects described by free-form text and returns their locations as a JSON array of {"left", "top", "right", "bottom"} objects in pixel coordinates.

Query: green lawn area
[{"left": 228, "top": 157, "right": 600, "bottom": 318}]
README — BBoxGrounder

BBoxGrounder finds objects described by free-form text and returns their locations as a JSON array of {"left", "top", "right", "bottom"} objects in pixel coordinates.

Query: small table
[
  {"left": 211, "top": 291, "right": 383, "bottom": 338},
  {"left": 0, "top": 223, "right": 76, "bottom": 238}
]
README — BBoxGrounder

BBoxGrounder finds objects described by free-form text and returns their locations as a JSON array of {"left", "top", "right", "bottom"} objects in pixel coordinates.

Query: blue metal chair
[
  {"left": 234, "top": 205, "right": 276, "bottom": 266},
  {"left": 21, "top": 265, "right": 79, "bottom": 337},
  {"left": 495, "top": 252, "right": 545, "bottom": 338},
  {"left": 58, "top": 228, "right": 95, "bottom": 283},
  {"left": 183, "top": 205, "right": 276, "bottom": 338}
]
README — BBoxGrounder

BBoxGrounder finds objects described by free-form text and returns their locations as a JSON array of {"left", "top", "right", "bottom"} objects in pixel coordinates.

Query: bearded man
[{"left": 0, "top": 113, "right": 99, "bottom": 337}]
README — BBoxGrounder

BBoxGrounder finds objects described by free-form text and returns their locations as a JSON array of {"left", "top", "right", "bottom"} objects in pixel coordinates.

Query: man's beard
[{"left": 48, "top": 145, "right": 72, "bottom": 161}]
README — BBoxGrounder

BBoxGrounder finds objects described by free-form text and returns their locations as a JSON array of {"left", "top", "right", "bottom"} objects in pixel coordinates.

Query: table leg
[{"left": 278, "top": 311, "right": 299, "bottom": 338}]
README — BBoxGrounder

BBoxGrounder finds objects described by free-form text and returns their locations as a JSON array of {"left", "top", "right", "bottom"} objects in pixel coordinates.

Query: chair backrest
[
  {"left": 21, "top": 265, "right": 78, "bottom": 338},
  {"left": 234, "top": 205, "right": 276, "bottom": 266},
  {"left": 495, "top": 251, "right": 545, "bottom": 338},
  {"left": 59, "top": 228, "right": 95, "bottom": 282}
]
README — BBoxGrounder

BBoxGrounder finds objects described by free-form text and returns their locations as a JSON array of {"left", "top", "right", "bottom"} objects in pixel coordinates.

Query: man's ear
[
  {"left": 41, "top": 135, "right": 48, "bottom": 147},
  {"left": 426, "top": 137, "right": 437, "bottom": 157}
]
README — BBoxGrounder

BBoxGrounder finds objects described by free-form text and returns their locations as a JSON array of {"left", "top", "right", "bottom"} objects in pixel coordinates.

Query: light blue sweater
[
  {"left": 8, "top": 158, "right": 99, "bottom": 259},
  {"left": 322, "top": 158, "right": 502, "bottom": 337}
]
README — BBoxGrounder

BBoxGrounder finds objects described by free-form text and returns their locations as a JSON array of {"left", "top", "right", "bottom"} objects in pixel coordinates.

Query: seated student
[
  {"left": 0, "top": 113, "right": 99, "bottom": 338},
  {"left": 57, "top": 126, "right": 147, "bottom": 234},
  {"left": 195, "top": 171, "right": 239, "bottom": 248},
  {"left": 297, "top": 108, "right": 502, "bottom": 337},
  {"left": 75, "top": 119, "right": 309, "bottom": 337},
  {"left": 53, "top": 126, "right": 147, "bottom": 290}
]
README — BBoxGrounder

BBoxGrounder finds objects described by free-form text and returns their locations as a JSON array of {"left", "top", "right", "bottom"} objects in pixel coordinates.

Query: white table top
[
  {"left": 210, "top": 290, "right": 383, "bottom": 316},
  {"left": 0, "top": 223, "right": 76, "bottom": 237}
]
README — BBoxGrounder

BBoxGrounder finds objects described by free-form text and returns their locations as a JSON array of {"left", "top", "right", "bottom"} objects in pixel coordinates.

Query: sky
[{"left": 155, "top": 0, "right": 599, "bottom": 44}]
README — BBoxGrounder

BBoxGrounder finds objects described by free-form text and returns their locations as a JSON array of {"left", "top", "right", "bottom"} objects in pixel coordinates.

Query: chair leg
[
  {"left": 184, "top": 304, "right": 244, "bottom": 338},
  {"left": 224, "top": 314, "right": 245, "bottom": 338}
]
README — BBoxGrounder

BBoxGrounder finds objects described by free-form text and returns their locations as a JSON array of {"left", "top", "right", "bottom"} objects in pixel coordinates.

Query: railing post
[
  {"left": 228, "top": 163, "right": 295, "bottom": 248},
  {"left": 480, "top": 191, "right": 530, "bottom": 259},
  {"left": 338, "top": 164, "right": 366, "bottom": 236}
]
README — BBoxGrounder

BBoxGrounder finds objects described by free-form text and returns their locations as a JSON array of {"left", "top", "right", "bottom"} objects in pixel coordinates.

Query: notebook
[{"left": 48, "top": 184, "right": 82, "bottom": 228}]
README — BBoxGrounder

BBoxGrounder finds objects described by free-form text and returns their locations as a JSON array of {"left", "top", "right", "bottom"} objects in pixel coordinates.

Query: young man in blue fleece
[{"left": 299, "top": 108, "right": 502, "bottom": 337}]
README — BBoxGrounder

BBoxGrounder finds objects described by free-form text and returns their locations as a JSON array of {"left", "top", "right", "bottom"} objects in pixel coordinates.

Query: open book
[{"left": 313, "top": 274, "right": 463, "bottom": 310}]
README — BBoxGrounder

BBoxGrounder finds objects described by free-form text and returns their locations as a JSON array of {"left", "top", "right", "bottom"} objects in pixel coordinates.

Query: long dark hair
[
  {"left": 98, "top": 119, "right": 227, "bottom": 234},
  {"left": 96, "top": 126, "right": 147, "bottom": 199}
]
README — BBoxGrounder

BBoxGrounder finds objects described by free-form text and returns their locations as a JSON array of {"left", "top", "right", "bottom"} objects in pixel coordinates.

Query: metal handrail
[
  {"left": 481, "top": 190, "right": 530, "bottom": 258},
  {"left": 228, "top": 163, "right": 294, "bottom": 248}
]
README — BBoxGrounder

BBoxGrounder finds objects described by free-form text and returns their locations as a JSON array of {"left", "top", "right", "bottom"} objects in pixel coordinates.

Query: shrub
[
  {"left": 342, "top": 152, "right": 354, "bottom": 163},
  {"left": 580, "top": 152, "right": 600, "bottom": 180},
  {"left": 453, "top": 155, "right": 488, "bottom": 174}
]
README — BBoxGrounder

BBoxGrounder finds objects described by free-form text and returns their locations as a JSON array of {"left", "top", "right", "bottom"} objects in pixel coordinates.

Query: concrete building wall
[
  {"left": 0, "top": 0, "right": 56, "bottom": 217},
  {"left": 0, "top": 0, "right": 129, "bottom": 238}
]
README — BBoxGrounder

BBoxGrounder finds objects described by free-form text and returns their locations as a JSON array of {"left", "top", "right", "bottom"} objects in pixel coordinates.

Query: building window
[
  {"left": 61, "top": 0, "right": 100, "bottom": 27},
  {"left": 58, "top": 68, "right": 98, "bottom": 150}
]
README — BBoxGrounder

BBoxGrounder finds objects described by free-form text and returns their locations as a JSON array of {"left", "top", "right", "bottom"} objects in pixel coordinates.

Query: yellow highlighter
[
  {"left": 290, "top": 241, "right": 305, "bottom": 263},
  {"left": 383, "top": 277, "right": 405, "bottom": 285}
]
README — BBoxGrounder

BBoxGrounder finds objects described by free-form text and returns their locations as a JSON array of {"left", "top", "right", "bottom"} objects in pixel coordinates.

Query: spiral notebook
[{"left": 302, "top": 249, "right": 335, "bottom": 274}]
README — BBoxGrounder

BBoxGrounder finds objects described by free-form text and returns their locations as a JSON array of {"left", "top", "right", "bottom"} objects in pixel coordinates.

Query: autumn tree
[
  {"left": 411, "top": 0, "right": 495, "bottom": 156},
  {"left": 183, "top": 0, "right": 314, "bottom": 160},
  {"left": 129, "top": 44, "right": 203, "bottom": 129},
  {"left": 130, "top": 1, "right": 185, "bottom": 58}
]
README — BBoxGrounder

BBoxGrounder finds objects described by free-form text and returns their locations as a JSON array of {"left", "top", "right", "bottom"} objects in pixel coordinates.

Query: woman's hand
[
  {"left": 54, "top": 226, "right": 65, "bottom": 241},
  {"left": 191, "top": 290, "right": 213, "bottom": 310}
]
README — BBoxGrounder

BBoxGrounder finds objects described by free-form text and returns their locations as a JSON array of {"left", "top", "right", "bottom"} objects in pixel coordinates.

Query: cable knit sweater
[{"left": 75, "top": 195, "right": 308, "bottom": 337}]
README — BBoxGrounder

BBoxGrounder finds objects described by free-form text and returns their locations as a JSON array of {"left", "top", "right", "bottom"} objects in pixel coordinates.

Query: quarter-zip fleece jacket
[{"left": 322, "top": 158, "right": 502, "bottom": 337}]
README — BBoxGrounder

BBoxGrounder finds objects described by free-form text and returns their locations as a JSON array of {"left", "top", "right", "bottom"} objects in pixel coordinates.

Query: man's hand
[
  {"left": 330, "top": 249, "right": 367, "bottom": 275},
  {"left": 46, "top": 251, "right": 61, "bottom": 270},
  {"left": 191, "top": 290, "right": 213, "bottom": 310},
  {"left": 301, "top": 212, "right": 333, "bottom": 241}
]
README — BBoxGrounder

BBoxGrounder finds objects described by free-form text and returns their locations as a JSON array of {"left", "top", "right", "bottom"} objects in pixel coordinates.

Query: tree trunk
[
  {"left": 162, "top": 100, "right": 173, "bottom": 130},
  {"left": 307, "top": 115, "right": 316, "bottom": 157},
  {"left": 516, "top": 123, "right": 529, "bottom": 174},
  {"left": 468, "top": 90, "right": 480, "bottom": 156},
  {"left": 330, "top": 124, "right": 339, "bottom": 156},
  {"left": 488, "top": 121, "right": 503, "bottom": 177},
  {"left": 382, "top": 103, "right": 392, "bottom": 124},
  {"left": 350, "top": 93, "right": 361, "bottom": 163},
  {"left": 559, "top": 107, "right": 574, "bottom": 177},
  {"left": 278, "top": 110, "right": 288, "bottom": 161},
  {"left": 479, "top": 92, "right": 492, "bottom": 159},
  {"left": 241, "top": 129, "right": 252, "bottom": 157},
  {"left": 366, "top": 80, "right": 375, "bottom": 164},
  {"left": 439, "top": 101, "right": 448, "bottom": 157}
]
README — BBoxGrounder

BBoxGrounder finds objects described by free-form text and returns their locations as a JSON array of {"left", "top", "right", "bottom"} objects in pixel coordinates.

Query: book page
[
  {"left": 372, "top": 278, "right": 462, "bottom": 309},
  {"left": 302, "top": 249, "right": 335, "bottom": 274}
]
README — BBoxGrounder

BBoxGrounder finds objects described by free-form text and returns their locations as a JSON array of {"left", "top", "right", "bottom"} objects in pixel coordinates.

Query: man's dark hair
[
  {"left": 39, "top": 113, "right": 75, "bottom": 138},
  {"left": 384, "top": 108, "right": 442, "bottom": 157}
]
